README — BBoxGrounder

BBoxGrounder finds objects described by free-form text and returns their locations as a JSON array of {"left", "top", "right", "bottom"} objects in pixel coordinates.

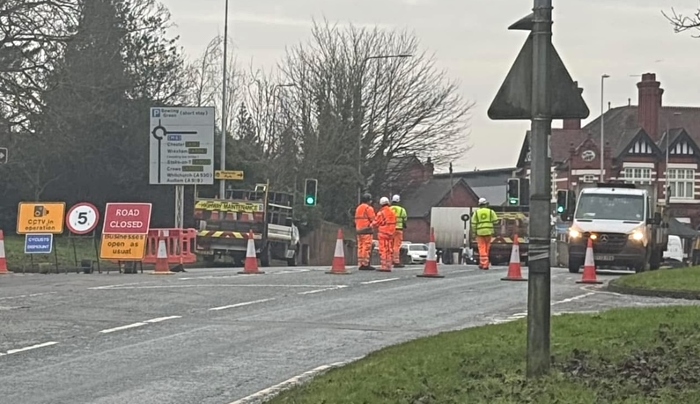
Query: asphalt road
[{"left": 1, "top": 264, "right": 697, "bottom": 404}]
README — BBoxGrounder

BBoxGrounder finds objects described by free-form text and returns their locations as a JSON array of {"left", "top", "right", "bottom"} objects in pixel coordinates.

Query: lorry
[
  {"left": 430, "top": 206, "right": 529, "bottom": 265},
  {"left": 564, "top": 182, "right": 668, "bottom": 273},
  {"left": 193, "top": 183, "right": 301, "bottom": 267}
]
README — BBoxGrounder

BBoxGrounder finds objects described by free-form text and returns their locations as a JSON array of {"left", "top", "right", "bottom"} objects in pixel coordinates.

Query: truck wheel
[
  {"left": 286, "top": 245, "right": 299, "bottom": 267},
  {"left": 649, "top": 248, "right": 662, "bottom": 270},
  {"left": 260, "top": 245, "right": 271, "bottom": 267},
  {"left": 568, "top": 257, "right": 582, "bottom": 273}
]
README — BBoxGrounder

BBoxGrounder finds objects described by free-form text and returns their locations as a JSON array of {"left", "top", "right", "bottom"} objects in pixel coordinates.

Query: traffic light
[
  {"left": 507, "top": 178, "right": 520, "bottom": 205},
  {"left": 556, "top": 190, "right": 569, "bottom": 214},
  {"left": 303, "top": 178, "right": 318, "bottom": 206}
]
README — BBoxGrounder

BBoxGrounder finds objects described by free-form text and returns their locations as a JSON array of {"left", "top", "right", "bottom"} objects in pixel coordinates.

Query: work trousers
[
  {"left": 392, "top": 229, "right": 404, "bottom": 264},
  {"left": 378, "top": 234, "right": 394, "bottom": 271},
  {"left": 356, "top": 234, "right": 373, "bottom": 267},
  {"left": 477, "top": 235, "right": 493, "bottom": 270}
]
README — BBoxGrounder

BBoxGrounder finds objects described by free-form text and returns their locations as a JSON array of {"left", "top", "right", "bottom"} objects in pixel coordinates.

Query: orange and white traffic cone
[
  {"left": 0, "top": 230, "right": 9, "bottom": 274},
  {"left": 501, "top": 234, "right": 527, "bottom": 281},
  {"left": 577, "top": 238, "right": 602, "bottom": 284},
  {"left": 239, "top": 231, "right": 264, "bottom": 274},
  {"left": 152, "top": 231, "right": 173, "bottom": 275},
  {"left": 417, "top": 228, "right": 444, "bottom": 278},
  {"left": 327, "top": 229, "right": 350, "bottom": 275}
]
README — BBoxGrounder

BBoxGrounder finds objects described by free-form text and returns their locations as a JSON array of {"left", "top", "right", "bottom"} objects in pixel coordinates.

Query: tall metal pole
[
  {"left": 599, "top": 74, "right": 609, "bottom": 181},
  {"left": 219, "top": 0, "right": 229, "bottom": 199},
  {"left": 527, "top": 0, "right": 553, "bottom": 378}
]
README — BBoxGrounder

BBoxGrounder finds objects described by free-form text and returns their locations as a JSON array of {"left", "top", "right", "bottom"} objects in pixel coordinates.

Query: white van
[{"left": 663, "top": 235, "right": 684, "bottom": 263}]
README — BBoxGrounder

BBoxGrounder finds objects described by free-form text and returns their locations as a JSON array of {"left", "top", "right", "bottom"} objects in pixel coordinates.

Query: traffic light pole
[{"left": 526, "top": 0, "right": 553, "bottom": 378}]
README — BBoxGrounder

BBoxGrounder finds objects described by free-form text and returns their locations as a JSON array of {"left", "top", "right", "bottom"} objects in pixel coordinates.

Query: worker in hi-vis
[
  {"left": 471, "top": 197, "right": 499, "bottom": 270},
  {"left": 390, "top": 194, "right": 407, "bottom": 268}
]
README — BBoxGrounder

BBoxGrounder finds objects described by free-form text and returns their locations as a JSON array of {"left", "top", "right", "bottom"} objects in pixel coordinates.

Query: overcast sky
[{"left": 159, "top": 0, "right": 700, "bottom": 172}]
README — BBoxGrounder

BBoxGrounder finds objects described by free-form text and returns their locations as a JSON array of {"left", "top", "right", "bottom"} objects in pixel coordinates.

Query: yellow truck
[{"left": 193, "top": 183, "right": 300, "bottom": 267}]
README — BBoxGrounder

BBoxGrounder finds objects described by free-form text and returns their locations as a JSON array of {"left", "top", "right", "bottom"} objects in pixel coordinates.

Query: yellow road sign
[
  {"left": 100, "top": 234, "right": 146, "bottom": 260},
  {"left": 17, "top": 202, "right": 66, "bottom": 234},
  {"left": 194, "top": 200, "right": 263, "bottom": 212},
  {"left": 214, "top": 170, "right": 244, "bottom": 180}
]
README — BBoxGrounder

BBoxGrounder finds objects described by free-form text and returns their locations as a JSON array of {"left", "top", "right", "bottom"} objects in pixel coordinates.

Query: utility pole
[
  {"left": 219, "top": 0, "right": 229, "bottom": 199},
  {"left": 488, "top": 0, "right": 589, "bottom": 378},
  {"left": 600, "top": 74, "right": 609, "bottom": 181}
]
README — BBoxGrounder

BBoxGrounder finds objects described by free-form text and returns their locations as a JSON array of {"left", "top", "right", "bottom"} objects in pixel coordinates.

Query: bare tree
[
  {"left": 0, "top": 0, "right": 79, "bottom": 132},
  {"left": 664, "top": 7, "right": 700, "bottom": 35},
  {"left": 276, "top": 19, "right": 473, "bottom": 220}
]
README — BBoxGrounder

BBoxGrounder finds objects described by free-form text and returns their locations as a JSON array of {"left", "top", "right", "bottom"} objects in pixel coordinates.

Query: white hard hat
[
  {"left": 380, "top": 197, "right": 390, "bottom": 206},
  {"left": 478, "top": 197, "right": 487, "bottom": 205},
  {"left": 392, "top": 194, "right": 400, "bottom": 203}
]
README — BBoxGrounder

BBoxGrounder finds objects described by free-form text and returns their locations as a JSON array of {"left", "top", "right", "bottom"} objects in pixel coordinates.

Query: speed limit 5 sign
[{"left": 66, "top": 202, "right": 100, "bottom": 235}]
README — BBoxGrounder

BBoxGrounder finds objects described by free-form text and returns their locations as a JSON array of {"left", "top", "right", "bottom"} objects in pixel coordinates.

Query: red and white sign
[
  {"left": 66, "top": 202, "right": 100, "bottom": 235},
  {"left": 102, "top": 203, "right": 152, "bottom": 235}
]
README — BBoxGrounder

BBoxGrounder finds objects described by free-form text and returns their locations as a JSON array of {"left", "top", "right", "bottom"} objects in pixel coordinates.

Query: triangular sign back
[{"left": 488, "top": 35, "right": 590, "bottom": 120}]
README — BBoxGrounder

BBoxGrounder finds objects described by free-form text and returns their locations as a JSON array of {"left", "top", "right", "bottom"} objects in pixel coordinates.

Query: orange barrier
[{"left": 143, "top": 228, "right": 197, "bottom": 265}]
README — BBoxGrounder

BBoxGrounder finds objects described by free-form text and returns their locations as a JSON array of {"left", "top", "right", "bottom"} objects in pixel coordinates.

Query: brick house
[{"left": 515, "top": 73, "right": 700, "bottom": 228}]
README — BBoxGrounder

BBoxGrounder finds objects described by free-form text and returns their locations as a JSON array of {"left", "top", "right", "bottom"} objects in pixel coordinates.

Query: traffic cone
[
  {"left": 502, "top": 235, "right": 527, "bottom": 281},
  {"left": 577, "top": 238, "right": 602, "bottom": 284},
  {"left": 0, "top": 230, "right": 9, "bottom": 274},
  {"left": 327, "top": 229, "right": 350, "bottom": 275},
  {"left": 417, "top": 228, "right": 444, "bottom": 278},
  {"left": 239, "top": 231, "right": 264, "bottom": 274},
  {"left": 152, "top": 232, "right": 173, "bottom": 275}
]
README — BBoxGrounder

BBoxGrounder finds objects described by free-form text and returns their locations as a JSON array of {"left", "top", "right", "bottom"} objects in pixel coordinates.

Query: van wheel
[{"left": 260, "top": 245, "right": 271, "bottom": 267}]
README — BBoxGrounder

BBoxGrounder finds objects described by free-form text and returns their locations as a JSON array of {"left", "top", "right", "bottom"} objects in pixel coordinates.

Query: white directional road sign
[
  {"left": 149, "top": 107, "right": 215, "bottom": 185},
  {"left": 65, "top": 202, "right": 100, "bottom": 235}
]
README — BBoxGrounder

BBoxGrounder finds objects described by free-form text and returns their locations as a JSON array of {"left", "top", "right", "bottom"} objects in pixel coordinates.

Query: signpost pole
[
  {"left": 526, "top": 0, "right": 553, "bottom": 378},
  {"left": 175, "top": 185, "right": 184, "bottom": 229}
]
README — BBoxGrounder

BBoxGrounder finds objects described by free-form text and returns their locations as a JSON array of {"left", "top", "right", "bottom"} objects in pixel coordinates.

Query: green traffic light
[
  {"left": 509, "top": 198, "right": 518, "bottom": 205},
  {"left": 306, "top": 196, "right": 315, "bottom": 205},
  {"left": 557, "top": 206, "right": 564, "bottom": 213}
]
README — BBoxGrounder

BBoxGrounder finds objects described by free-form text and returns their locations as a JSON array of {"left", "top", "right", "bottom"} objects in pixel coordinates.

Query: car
[{"left": 405, "top": 243, "right": 429, "bottom": 264}]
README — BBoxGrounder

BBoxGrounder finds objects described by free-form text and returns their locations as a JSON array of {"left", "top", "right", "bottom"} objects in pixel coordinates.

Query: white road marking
[
  {"left": 551, "top": 292, "right": 596, "bottom": 306},
  {"left": 298, "top": 288, "right": 333, "bottom": 295},
  {"left": 360, "top": 278, "right": 400, "bottom": 285},
  {"left": 228, "top": 358, "right": 361, "bottom": 404},
  {"left": 144, "top": 316, "right": 182, "bottom": 323},
  {"left": 0, "top": 292, "right": 57, "bottom": 301},
  {"left": 90, "top": 284, "right": 347, "bottom": 290},
  {"left": 4, "top": 341, "right": 59, "bottom": 355},
  {"left": 99, "top": 322, "right": 147, "bottom": 334},
  {"left": 489, "top": 293, "right": 597, "bottom": 324},
  {"left": 178, "top": 269, "right": 311, "bottom": 280},
  {"left": 208, "top": 298, "right": 275, "bottom": 311}
]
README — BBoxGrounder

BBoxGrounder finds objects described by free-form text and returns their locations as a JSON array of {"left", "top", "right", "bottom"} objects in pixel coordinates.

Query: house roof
[
  {"left": 402, "top": 177, "right": 478, "bottom": 218},
  {"left": 433, "top": 167, "right": 515, "bottom": 187},
  {"left": 471, "top": 185, "right": 506, "bottom": 206},
  {"left": 518, "top": 105, "right": 700, "bottom": 168}
]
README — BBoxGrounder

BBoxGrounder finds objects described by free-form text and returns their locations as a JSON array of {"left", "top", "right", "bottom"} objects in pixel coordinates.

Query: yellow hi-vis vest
[
  {"left": 471, "top": 207, "right": 498, "bottom": 236},
  {"left": 391, "top": 204, "right": 407, "bottom": 230}
]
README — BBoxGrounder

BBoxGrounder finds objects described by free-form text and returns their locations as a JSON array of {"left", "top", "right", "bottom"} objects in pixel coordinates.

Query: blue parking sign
[{"left": 24, "top": 234, "right": 53, "bottom": 254}]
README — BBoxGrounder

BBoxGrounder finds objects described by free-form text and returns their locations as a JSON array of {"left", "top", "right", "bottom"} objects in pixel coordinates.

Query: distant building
[{"left": 515, "top": 72, "right": 700, "bottom": 227}]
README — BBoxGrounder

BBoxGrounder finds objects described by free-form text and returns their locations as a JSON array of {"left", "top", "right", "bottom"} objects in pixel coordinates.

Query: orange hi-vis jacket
[
  {"left": 355, "top": 203, "right": 376, "bottom": 234},
  {"left": 373, "top": 206, "right": 397, "bottom": 237}
]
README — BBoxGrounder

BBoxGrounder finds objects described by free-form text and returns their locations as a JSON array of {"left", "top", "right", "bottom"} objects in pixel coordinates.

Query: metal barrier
[{"left": 143, "top": 228, "right": 197, "bottom": 265}]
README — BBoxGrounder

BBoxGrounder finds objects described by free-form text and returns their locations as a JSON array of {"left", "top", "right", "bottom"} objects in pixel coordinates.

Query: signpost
[
  {"left": 0, "top": 147, "right": 7, "bottom": 164},
  {"left": 100, "top": 203, "right": 152, "bottom": 262},
  {"left": 149, "top": 107, "right": 215, "bottom": 229},
  {"left": 24, "top": 234, "right": 53, "bottom": 254},
  {"left": 17, "top": 202, "right": 65, "bottom": 273},
  {"left": 66, "top": 203, "right": 100, "bottom": 235},
  {"left": 488, "top": 0, "right": 589, "bottom": 378},
  {"left": 214, "top": 170, "right": 244, "bottom": 181}
]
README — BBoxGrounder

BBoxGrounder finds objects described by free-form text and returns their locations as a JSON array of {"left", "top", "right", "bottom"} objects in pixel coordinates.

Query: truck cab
[{"left": 566, "top": 183, "right": 667, "bottom": 273}]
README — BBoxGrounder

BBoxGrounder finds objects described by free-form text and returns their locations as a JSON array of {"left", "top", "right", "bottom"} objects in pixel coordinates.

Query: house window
[
  {"left": 623, "top": 167, "right": 651, "bottom": 183},
  {"left": 668, "top": 169, "right": 695, "bottom": 199}
]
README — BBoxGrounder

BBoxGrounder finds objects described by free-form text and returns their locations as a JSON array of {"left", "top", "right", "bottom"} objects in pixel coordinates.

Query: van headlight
[
  {"left": 568, "top": 228, "right": 581, "bottom": 238},
  {"left": 629, "top": 231, "right": 644, "bottom": 241}
]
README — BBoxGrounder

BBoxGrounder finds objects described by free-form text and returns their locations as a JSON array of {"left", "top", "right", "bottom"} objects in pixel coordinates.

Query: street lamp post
[
  {"left": 665, "top": 111, "right": 683, "bottom": 200},
  {"left": 219, "top": 0, "right": 230, "bottom": 199},
  {"left": 357, "top": 54, "right": 413, "bottom": 203},
  {"left": 600, "top": 74, "right": 610, "bottom": 182}
]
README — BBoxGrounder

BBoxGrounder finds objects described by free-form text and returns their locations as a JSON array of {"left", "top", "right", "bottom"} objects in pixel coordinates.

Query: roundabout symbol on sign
[{"left": 66, "top": 202, "right": 100, "bottom": 235}]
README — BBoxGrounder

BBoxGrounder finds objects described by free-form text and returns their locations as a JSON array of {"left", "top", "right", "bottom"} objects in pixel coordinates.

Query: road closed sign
[
  {"left": 17, "top": 202, "right": 66, "bottom": 234},
  {"left": 102, "top": 203, "right": 152, "bottom": 235}
]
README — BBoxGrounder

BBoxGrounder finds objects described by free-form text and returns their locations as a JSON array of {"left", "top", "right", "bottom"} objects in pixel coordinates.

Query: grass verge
[
  {"left": 609, "top": 267, "right": 700, "bottom": 299},
  {"left": 268, "top": 306, "right": 700, "bottom": 404}
]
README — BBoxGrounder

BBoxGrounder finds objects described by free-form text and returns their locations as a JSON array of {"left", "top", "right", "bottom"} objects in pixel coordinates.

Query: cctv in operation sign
[{"left": 16, "top": 202, "right": 66, "bottom": 234}]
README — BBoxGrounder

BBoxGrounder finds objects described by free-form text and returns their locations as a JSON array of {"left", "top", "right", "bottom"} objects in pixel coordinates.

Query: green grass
[
  {"left": 268, "top": 306, "right": 700, "bottom": 404},
  {"left": 612, "top": 267, "right": 700, "bottom": 293},
  {"left": 3, "top": 234, "right": 112, "bottom": 272}
]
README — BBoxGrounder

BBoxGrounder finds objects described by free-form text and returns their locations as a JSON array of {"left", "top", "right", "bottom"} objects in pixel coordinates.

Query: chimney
[
  {"left": 424, "top": 157, "right": 434, "bottom": 181},
  {"left": 637, "top": 73, "right": 664, "bottom": 141},
  {"left": 563, "top": 82, "right": 583, "bottom": 129}
]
